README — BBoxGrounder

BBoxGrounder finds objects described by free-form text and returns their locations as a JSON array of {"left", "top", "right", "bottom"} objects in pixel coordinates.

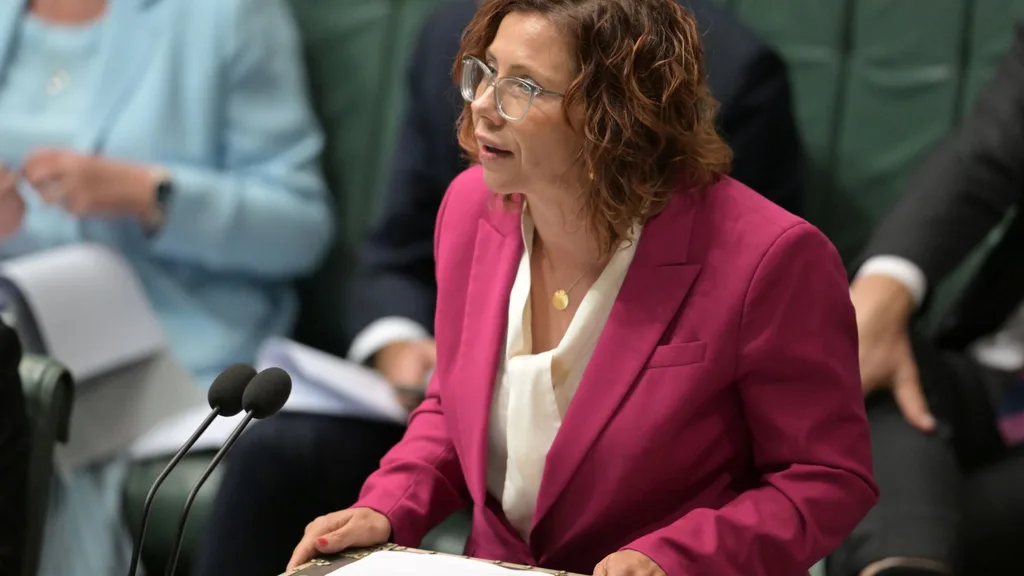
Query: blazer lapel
[
  {"left": 456, "top": 202, "right": 523, "bottom": 502},
  {"left": 75, "top": 0, "right": 158, "bottom": 151},
  {"left": 531, "top": 193, "right": 703, "bottom": 535},
  {"left": 0, "top": 0, "right": 25, "bottom": 83}
]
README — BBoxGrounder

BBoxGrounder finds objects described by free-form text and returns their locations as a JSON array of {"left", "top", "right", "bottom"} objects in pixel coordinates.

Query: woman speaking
[{"left": 290, "top": 0, "right": 878, "bottom": 574}]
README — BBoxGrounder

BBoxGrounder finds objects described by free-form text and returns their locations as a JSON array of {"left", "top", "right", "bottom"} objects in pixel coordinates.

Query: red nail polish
[{"left": 316, "top": 538, "right": 328, "bottom": 547}]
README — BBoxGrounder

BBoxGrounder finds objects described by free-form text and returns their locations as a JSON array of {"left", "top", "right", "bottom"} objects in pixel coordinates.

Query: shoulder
[
  {"left": 681, "top": 0, "right": 782, "bottom": 105},
  {"left": 699, "top": 177, "right": 839, "bottom": 267},
  {"left": 438, "top": 165, "right": 501, "bottom": 232},
  {"left": 161, "top": 0, "right": 300, "bottom": 48},
  {"left": 422, "top": 0, "right": 479, "bottom": 45}
]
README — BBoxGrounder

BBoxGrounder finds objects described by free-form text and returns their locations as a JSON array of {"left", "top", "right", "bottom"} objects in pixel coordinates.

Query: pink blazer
[{"left": 354, "top": 166, "right": 878, "bottom": 575}]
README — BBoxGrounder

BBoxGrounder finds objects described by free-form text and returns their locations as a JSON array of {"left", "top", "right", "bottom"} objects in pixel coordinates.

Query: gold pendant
[{"left": 552, "top": 289, "right": 569, "bottom": 311}]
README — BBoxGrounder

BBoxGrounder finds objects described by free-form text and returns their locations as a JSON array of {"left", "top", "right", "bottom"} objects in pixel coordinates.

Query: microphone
[
  {"left": 163, "top": 367, "right": 292, "bottom": 576},
  {"left": 126, "top": 363, "right": 256, "bottom": 576}
]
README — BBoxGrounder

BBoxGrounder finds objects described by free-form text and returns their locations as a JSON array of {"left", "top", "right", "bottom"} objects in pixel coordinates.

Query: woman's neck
[
  {"left": 525, "top": 191, "right": 604, "bottom": 273},
  {"left": 29, "top": 0, "right": 106, "bottom": 23}
]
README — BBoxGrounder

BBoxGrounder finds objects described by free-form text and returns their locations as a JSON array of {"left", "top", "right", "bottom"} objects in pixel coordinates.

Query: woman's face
[{"left": 470, "top": 11, "right": 585, "bottom": 196}]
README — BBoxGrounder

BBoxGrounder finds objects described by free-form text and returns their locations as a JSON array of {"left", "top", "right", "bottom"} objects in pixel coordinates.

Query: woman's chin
[{"left": 481, "top": 167, "right": 518, "bottom": 196}]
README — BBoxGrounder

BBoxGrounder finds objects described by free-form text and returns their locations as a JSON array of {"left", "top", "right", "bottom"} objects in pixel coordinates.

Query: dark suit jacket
[
  {"left": 346, "top": 0, "right": 805, "bottom": 344},
  {"left": 0, "top": 321, "right": 27, "bottom": 576},
  {"left": 861, "top": 24, "right": 1024, "bottom": 349}
]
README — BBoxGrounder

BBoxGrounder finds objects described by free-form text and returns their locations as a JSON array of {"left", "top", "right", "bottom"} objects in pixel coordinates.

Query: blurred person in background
[
  {"left": 194, "top": 0, "right": 805, "bottom": 574},
  {"left": 0, "top": 0, "right": 334, "bottom": 574},
  {"left": 830, "top": 24, "right": 1024, "bottom": 576},
  {"left": 0, "top": 320, "right": 28, "bottom": 576}
]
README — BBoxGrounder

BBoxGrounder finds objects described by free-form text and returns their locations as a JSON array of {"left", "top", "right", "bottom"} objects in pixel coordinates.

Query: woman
[
  {"left": 0, "top": 0, "right": 333, "bottom": 574},
  {"left": 289, "top": 0, "right": 876, "bottom": 574}
]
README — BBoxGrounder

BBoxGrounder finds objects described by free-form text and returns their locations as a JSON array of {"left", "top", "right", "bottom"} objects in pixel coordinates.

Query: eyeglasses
[{"left": 460, "top": 55, "right": 563, "bottom": 122}]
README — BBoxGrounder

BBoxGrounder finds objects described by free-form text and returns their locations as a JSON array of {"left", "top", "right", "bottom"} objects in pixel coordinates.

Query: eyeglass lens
[{"left": 461, "top": 59, "right": 534, "bottom": 121}]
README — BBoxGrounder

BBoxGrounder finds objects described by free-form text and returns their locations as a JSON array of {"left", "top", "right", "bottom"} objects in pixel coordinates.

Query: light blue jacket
[{"left": 0, "top": 0, "right": 335, "bottom": 382}]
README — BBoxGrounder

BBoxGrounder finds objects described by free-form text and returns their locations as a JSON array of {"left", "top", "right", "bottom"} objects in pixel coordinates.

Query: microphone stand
[
  {"left": 163, "top": 411, "right": 255, "bottom": 576},
  {"left": 126, "top": 407, "right": 220, "bottom": 576}
]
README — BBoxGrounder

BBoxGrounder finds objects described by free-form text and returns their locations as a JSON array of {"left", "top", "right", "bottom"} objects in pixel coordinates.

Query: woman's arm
[
  {"left": 149, "top": 0, "right": 334, "bottom": 279},
  {"left": 353, "top": 376, "right": 471, "bottom": 545},
  {"left": 625, "top": 224, "right": 879, "bottom": 575},
  {"left": 287, "top": 188, "right": 466, "bottom": 570},
  {"left": 350, "top": 186, "right": 469, "bottom": 544}
]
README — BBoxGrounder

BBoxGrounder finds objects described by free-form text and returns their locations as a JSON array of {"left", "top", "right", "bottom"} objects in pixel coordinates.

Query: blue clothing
[
  {"left": 0, "top": 0, "right": 334, "bottom": 574},
  {"left": 0, "top": 0, "right": 335, "bottom": 379},
  {"left": 0, "top": 15, "right": 103, "bottom": 164}
]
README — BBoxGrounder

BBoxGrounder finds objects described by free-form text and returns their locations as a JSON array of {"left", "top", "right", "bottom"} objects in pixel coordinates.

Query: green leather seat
[
  {"left": 118, "top": 1, "right": 1024, "bottom": 574},
  {"left": 19, "top": 354, "right": 74, "bottom": 576}
]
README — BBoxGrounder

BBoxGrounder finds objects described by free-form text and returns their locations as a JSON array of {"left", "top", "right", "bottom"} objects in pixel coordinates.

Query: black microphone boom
[
  {"left": 163, "top": 367, "right": 292, "bottom": 576},
  {"left": 125, "top": 363, "right": 256, "bottom": 576}
]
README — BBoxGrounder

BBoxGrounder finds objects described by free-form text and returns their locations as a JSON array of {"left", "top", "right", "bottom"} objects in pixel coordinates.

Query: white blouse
[{"left": 486, "top": 211, "right": 640, "bottom": 541}]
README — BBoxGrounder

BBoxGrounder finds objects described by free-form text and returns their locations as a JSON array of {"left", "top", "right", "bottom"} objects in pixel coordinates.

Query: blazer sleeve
[
  {"left": 344, "top": 5, "right": 467, "bottom": 347},
  {"left": 860, "top": 24, "right": 1024, "bottom": 286},
  {"left": 720, "top": 48, "right": 805, "bottom": 217},
  {"left": 625, "top": 224, "right": 878, "bottom": 575},
  {"left": 148, "top": 0, "right": 334, "bottom": 279},
  {"left": 352, "top": 189, "right": 470, "bottom": 545}
]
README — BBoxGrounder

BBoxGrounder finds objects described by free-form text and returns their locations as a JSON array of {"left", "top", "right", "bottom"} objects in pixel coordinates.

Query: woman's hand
[
  {"left": 594, "top": 550, "right": 666, "bottom": 576},
  {"left": 21, "top": 149, "right": 158, "bottom": 223},
  {"left": 0, "top": 164, "right": 24, "bottom": 240},
  {"left": 287, "top": 507, "right": 392, "bottom": 571}
]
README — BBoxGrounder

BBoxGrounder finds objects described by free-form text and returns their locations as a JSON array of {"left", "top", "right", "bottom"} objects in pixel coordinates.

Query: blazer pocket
[{"left": 647, "top": 341, "right": 707, "bottom": 369}]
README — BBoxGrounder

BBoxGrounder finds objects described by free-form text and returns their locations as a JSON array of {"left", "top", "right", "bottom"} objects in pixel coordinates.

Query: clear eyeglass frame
[{"left": 459, "top": 55, "right": 564, "bottom": 122}]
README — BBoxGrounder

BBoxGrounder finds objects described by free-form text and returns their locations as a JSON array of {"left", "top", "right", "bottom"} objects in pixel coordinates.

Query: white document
[
  {"left": 58, "top": 349, "right": 205, "bottom": 471},
  {"left": 0, "top": 243, "right": 207, "bottom": 470},
  {"left": 129, "top": 336, "right": 410, "bottom": 460},
  {"left": 328, "top": 550, "right": 533, "bottom": 576},
  {"left": 258, "top": 336, "right": 410, "bottom": 424},
  {"left": 0, "top": 243, "right": 165, "bottom": 382}
]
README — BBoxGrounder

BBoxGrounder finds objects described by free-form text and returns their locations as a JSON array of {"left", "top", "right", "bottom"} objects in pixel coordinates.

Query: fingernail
[{"left": 316, "top": 538, "right": 328, "bottom": 547}]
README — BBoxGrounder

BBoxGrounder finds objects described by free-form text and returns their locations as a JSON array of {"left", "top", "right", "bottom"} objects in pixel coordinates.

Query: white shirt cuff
[
  {"left": 347, "top": 316, "right": 431, "bottom": 365},
  {"left": 855, "top": 255, "right": 928, "bottom": 308}
]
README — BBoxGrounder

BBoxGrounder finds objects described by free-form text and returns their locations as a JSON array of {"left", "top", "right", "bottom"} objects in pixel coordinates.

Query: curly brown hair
[{"left": 454, "top": 0, "right": 733, "bottom": 252}]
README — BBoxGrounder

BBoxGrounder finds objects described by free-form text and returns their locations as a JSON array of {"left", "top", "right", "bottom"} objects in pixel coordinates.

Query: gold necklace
[{"left": 547, "top": 257, "right": 599, "bottom": 311}]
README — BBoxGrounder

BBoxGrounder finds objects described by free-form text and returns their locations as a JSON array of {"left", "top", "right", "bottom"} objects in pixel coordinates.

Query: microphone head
[
  {"left": 207, "top": 363, "right": 257, "bottom": 416},
  {"left": 0, "top": 321, "right": 22, "bottom": 374},
  {"left": 242, "top": 367, "right": 291, "bottom": 419}
]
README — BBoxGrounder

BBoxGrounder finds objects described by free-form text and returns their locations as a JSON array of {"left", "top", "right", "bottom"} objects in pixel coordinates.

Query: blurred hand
[
  {"left": 286, "top": 507, "right": 391, "bottom": 571},
  {"left": 21, "top": 149, "right": 157, "bottom": 222},
  {"left": 850, "top": 273, "right": 934, "bottom": 432},
  {"left": 374, "top": 338, "right": 437, "bottom": 411},
  {"left": 0, "top": 164, "right": 24, "bottom": 240},
  {"left": 594, "top": 550, "right": 666, "bottom": 576}
]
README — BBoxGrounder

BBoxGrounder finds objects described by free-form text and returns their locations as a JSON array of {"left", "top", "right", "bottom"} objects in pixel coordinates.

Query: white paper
[
  {"left": 129, "top": 337, "right": 410, "bottom": 460},
  {"left": 0, "top": 243, "right": 207, "bottom": 470},
  {"left": 328, "top": 550, "right": 531, "bottom": 576},
  {"left": 0, "top": 243, "right": 165, "bottom": 382},
  {"left": 57, "top": 349, "right": 206, "bottom": 471},
  {"left": 258, "top": 336, "right": 410, "bottom": 424}
]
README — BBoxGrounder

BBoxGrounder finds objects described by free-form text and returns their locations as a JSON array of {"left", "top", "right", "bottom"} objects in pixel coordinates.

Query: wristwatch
[{"left": 143, "top": 168, "right": 173, "bottom": 235}]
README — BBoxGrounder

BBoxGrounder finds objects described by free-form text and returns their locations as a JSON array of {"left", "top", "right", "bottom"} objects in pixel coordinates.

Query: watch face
[{"left": 156, "top": 179, "right": 173, "bottom": 204}]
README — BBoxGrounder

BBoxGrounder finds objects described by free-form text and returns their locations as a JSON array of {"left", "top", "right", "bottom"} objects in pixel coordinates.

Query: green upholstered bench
[
  {"left": 19, "top": 354, "right": 74, "bottom": 576},
  {"left": 117, "top": 1, "right": 1024, "bottom": 575}
]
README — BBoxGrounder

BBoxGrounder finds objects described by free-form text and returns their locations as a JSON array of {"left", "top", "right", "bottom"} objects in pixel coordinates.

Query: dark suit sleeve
[
  {"left": 344, "top": 7, "right": 467, "bottom": 350},
  {"left": 0, "top": 324, "right": 27, "bottom": 576},
  {"left": 861, "top": 24, "right": 1024, "bottom": 287},
  {"left": 719, "top": 48, "right": 805, "bottom": 216}
]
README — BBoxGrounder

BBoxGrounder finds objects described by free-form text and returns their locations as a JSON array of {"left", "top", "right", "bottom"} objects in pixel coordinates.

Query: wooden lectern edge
[{"left": 281, "top": 543, "right": 588, "bottom": 575}]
